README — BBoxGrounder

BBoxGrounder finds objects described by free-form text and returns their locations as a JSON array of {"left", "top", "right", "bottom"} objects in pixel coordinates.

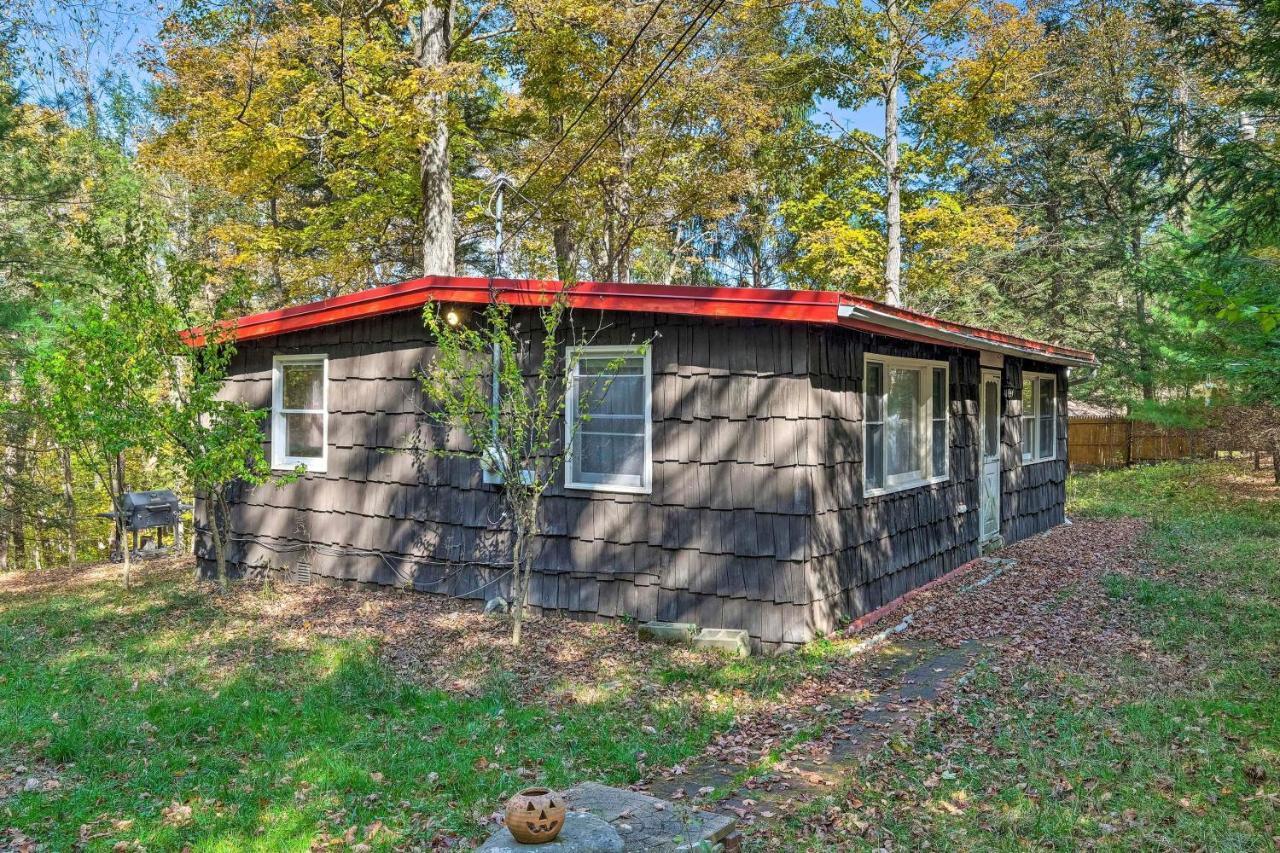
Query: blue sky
[
  {"left": 820, "top": 99, "right": 885, "bottom": 137},
  {"left": 19, "top": 0, "right": 162, "bottom": 112}
]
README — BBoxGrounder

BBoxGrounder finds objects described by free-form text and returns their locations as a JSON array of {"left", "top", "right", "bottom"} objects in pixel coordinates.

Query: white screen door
[{"left": 979, "top": 370, "right": 1002, "bottom": 542}]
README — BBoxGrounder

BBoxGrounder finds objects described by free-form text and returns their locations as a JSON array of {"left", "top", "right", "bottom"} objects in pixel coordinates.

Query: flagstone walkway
[{"left": 640, "top": 638, "right": 987, "bottom": 836}]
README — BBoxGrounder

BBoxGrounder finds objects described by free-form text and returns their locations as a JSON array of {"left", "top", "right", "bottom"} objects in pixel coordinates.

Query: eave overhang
[{"left": 182, "top": 275, "right": 1096, "bottom": 368}]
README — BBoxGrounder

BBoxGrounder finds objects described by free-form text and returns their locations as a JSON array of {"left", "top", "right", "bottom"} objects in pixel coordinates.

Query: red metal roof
[{"left": 184, "top": 275, "right": 1096, "bottom": 366}]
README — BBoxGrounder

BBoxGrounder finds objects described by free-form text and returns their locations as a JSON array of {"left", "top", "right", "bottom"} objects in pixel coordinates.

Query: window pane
[
  {"left": 1039, "top": 413, "right": 1054, "bottom": 459},
  {"left": 580, "top": 374, "right": 644, "bottom": 416},
  {"left": 865, "top": 362, "right": 884, "bottom": 422},
  {"left": 1039, "top": 378, "right": 1056, "bottom": 413},
  {"left": 932, "top": 368, "right": 946, "bottom": 419},
  {"left": 866, "top": 423, "right": 884, "bottom": 489},
  {"left": 932, "top": 419, "right": 947, "bottom": 475},
  {"left": 1022, "top": 415, "right": 1036, "bottom": 459},
  {"left": 568, "top": 352, "right": 648, "bottom": 487},
  {"left": 984, "top": 381, "right": 1000, "bottom": 458},
  {"left": 579, "top": 355, "right": 644, "bottom": 376},
  {"left": 284, "top": 412, "right": 324, "bottom": 458},
  {"left": 282, "top": 363, "right": 323, "bottom": 410},
  {"left": 886, "top": 368, "right": 920, "bottom": 476},
  {"left": 1022, "top": 379, "right": 1034, "bottom": 417},
  {"left": 579, "top": 416, "right": 646, "bottom": 435},
  {"left": 574, "top": 432, "right": 644, "bottom": 481}
]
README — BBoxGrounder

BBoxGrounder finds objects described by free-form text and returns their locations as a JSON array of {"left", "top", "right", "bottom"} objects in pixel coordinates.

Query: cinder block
[
  {"left": 638, "top": 621, "right": 698, "bottom": 645},
  {"left": 692, "top": 627, "right": 751, "bottom": 657}
]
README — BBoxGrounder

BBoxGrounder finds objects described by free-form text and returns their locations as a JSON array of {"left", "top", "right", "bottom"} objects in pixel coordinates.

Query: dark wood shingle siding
[
  {"left": 197, "top": 309, "right": 1069, "bottom": 652},
  {"left": 803, "top": 334, "right": 983, "bottom": 640},
  {"left": 201, "top": 310, "right": 829, "bottom": 650},
  {"left": 999, "top": 358, "right": 1069, "bottom": 545}
]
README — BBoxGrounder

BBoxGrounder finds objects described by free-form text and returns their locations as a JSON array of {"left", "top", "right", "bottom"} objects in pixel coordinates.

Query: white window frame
[
  {"left": 271, "top": 354, "right": 328, "bottom": 473},
  {"left": 1021, "top": 371, "right": 1058, "bottom": 464},
  {"left": 564, "top": 344, "right": 652, "bottom": 494},
  {"left": 863, "top": 354, "right": 950, "bottom": 498}
]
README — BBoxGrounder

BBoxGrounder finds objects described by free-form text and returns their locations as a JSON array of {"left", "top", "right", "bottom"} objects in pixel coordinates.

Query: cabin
[{"left": 193, "top": 277, "right": 1095, "bottom": 653}]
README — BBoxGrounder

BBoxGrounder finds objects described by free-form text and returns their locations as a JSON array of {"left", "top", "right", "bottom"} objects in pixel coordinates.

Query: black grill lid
[{"left": 121, "top": 489, "right": 181, "bottom": 510}]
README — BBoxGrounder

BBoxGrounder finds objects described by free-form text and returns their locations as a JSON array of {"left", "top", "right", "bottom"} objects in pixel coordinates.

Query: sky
[{"left": 17, "top": 0, "right": 163, "bottom": 114}]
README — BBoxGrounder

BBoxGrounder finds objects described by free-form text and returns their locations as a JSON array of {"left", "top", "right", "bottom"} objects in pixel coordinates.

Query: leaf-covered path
[{"left": 634, "top": 515, "right": 1150, "bottom": 840}]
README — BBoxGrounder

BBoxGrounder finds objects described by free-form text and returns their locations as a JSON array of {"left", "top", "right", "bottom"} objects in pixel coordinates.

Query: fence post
[{"left": 1124, "top": 419, "right": 1133, "bottom": 467}]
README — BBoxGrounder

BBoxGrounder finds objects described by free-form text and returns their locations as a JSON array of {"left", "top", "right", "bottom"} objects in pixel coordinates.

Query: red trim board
[{"left": 183, "top": 275, "right": 1095, "bottom": 365}]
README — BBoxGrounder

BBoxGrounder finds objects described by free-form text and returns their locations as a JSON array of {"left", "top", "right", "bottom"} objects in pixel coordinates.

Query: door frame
[{"left": 979, "top": 368, "right": 1003, "bottom": 545}]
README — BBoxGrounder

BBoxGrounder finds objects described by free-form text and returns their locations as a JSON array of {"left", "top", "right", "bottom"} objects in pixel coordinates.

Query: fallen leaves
[{"left": 161, "top": 801, "right": 193, "bottom": 827}]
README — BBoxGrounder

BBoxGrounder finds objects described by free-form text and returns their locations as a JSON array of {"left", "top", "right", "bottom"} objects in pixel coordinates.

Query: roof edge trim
[{"left": 838, "top": 303, "right": 1096, "bottom": 367}]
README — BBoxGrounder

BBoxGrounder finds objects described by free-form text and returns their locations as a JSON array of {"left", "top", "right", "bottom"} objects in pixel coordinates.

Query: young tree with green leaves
[
  {"left": 165, "top": 348, "right": 274, "bottom": 590},
  {"left": 420, "top": 293, "right": 646, "bottom": 644}
]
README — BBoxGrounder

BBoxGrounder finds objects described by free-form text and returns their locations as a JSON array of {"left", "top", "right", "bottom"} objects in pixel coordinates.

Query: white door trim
[{"left": 979, "top": 369, "right": 1002, "bottom": 544}]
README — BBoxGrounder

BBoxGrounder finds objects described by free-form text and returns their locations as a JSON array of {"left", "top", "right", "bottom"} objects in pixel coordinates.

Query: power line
[
  {"left": 501, "top": 0, "right": 728, "bottom": 256},
  {"left": 516, "top": 0, "right": 671, "bottom": 194}
]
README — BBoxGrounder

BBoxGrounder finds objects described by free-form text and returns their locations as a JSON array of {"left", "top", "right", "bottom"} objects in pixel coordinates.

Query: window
[
  {"left": 565, "top": 345, "right": 651, "bottom": 493},
  {"left": 1021, "top": 372, "right": 1058, "bottom": 463},
  {"left": 272, "top": 354, "right": 328, "bottom": 472},
  {"left": 864, "top": 355, "right": 949, "bottom": 495}
]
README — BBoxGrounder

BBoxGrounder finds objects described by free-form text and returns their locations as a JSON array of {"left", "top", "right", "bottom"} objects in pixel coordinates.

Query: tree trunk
[
  {"left": 882, "top": 0, "right": 903, "bottom": 307},
  {"left": 547, "top": 115, "right": 576, "bottom": 282},
  {"left": 61, "top": 448, "right": 76, "bottom": 569},
  {"left": 109, "top": 452, "right": 124, "bottom": 560},
  {"left": 1132, "top": 229, "right": 1154, "bottom": 401},
  {"left": 509, "top": 522, "right": 527, "bottom": 646},
  {"left": 554, "top": 221, "right": 575, "bottom": 282},
  {"left": 1172, "top": 69, "right": 1192, "bottom": 234},
  {"left": 122, "top": 527, "right": 132, "bottom": 589},
  {"left": 212, "top": 489, "right": 229, "bottom": 592},
  {"left": 415, "top": 0, "right": 455, "bottom": 276},
  {"left": 602, "top": 100, "right": 634, "bottom": 282},
  {"left": 114, "top": 451, "right": 129, "bottom": 588}
]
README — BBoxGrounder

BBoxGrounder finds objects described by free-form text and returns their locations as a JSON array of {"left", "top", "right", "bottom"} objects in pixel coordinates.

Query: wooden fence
[{"left": 1068, "top": 417, "right": 1203, "bottom": 469}]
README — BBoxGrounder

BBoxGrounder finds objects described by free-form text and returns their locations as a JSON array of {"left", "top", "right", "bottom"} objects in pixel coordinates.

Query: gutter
[{"left": 837, "top": 303, "right": 1096, "bottom": 368}]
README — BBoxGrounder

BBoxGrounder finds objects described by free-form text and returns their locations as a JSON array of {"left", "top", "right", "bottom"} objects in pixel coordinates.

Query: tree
[
  {"left": 419, "top": 291, "right": 646, "bottom": 643},
  {"left": 803, "top": 0, "right": 1041, "bottom": 306},
  {"left": 147, "top": 0, "right": 501, "bottom": 301},
  {"left": 413, "top": 0, "right": 456, "bottom": 275},
  {"left": 494, "top": 0, "right": 793, "bottom": 285},
  {"left": 162, "top": 323, "right": 275, "bottom": 591},
  {"left": 25, "top": 297, "right": 164, "bottom": 587}
]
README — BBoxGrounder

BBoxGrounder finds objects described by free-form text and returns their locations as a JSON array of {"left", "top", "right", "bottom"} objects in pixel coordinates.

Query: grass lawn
[
  {"left": 4, "top": 460, "right": 1277, "bottom": 851},
  {"left": 761, "top": 460, "right": 1280, "bottom": 850},
  {"left": 0, "top": 560, "right": 840, "bottom": 851}
]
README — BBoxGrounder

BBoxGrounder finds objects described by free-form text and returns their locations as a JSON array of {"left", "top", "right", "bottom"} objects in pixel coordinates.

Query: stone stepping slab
[{"left": 562, "top": 782, "right": 736, "bottom": 852}]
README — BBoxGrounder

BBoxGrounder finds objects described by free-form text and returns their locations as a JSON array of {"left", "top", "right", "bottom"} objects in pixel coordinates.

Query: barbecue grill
[{"left": 98, "top": 490, "right": 194, "bottom": 561}]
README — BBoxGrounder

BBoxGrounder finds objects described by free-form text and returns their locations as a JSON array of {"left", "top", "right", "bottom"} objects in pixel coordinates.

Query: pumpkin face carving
[{"left": 504, "top": 787, "right": 565, "bottom": 844}]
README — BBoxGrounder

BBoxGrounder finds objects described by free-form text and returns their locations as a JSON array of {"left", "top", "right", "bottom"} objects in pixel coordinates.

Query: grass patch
[{"left": 0, "top": 565, "right": 836, "bottom": 850}]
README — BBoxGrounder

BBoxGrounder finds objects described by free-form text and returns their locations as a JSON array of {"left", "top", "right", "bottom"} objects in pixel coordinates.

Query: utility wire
[
  {"left": 500, "top": 0, "right": 728, "bottom": 255},
  {"left": 516, "top": 0, "right": 671, "bottom": 194}
]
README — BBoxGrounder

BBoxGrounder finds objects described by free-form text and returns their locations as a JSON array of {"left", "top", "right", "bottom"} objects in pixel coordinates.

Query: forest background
[{"left": 0, "top": 0, "right": 1275, "bottom": 570}]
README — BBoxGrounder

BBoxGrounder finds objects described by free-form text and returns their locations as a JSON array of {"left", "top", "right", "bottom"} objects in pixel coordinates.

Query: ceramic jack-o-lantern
[{"left": 504, "top": 787, "right": 565, "bottom": 844}]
